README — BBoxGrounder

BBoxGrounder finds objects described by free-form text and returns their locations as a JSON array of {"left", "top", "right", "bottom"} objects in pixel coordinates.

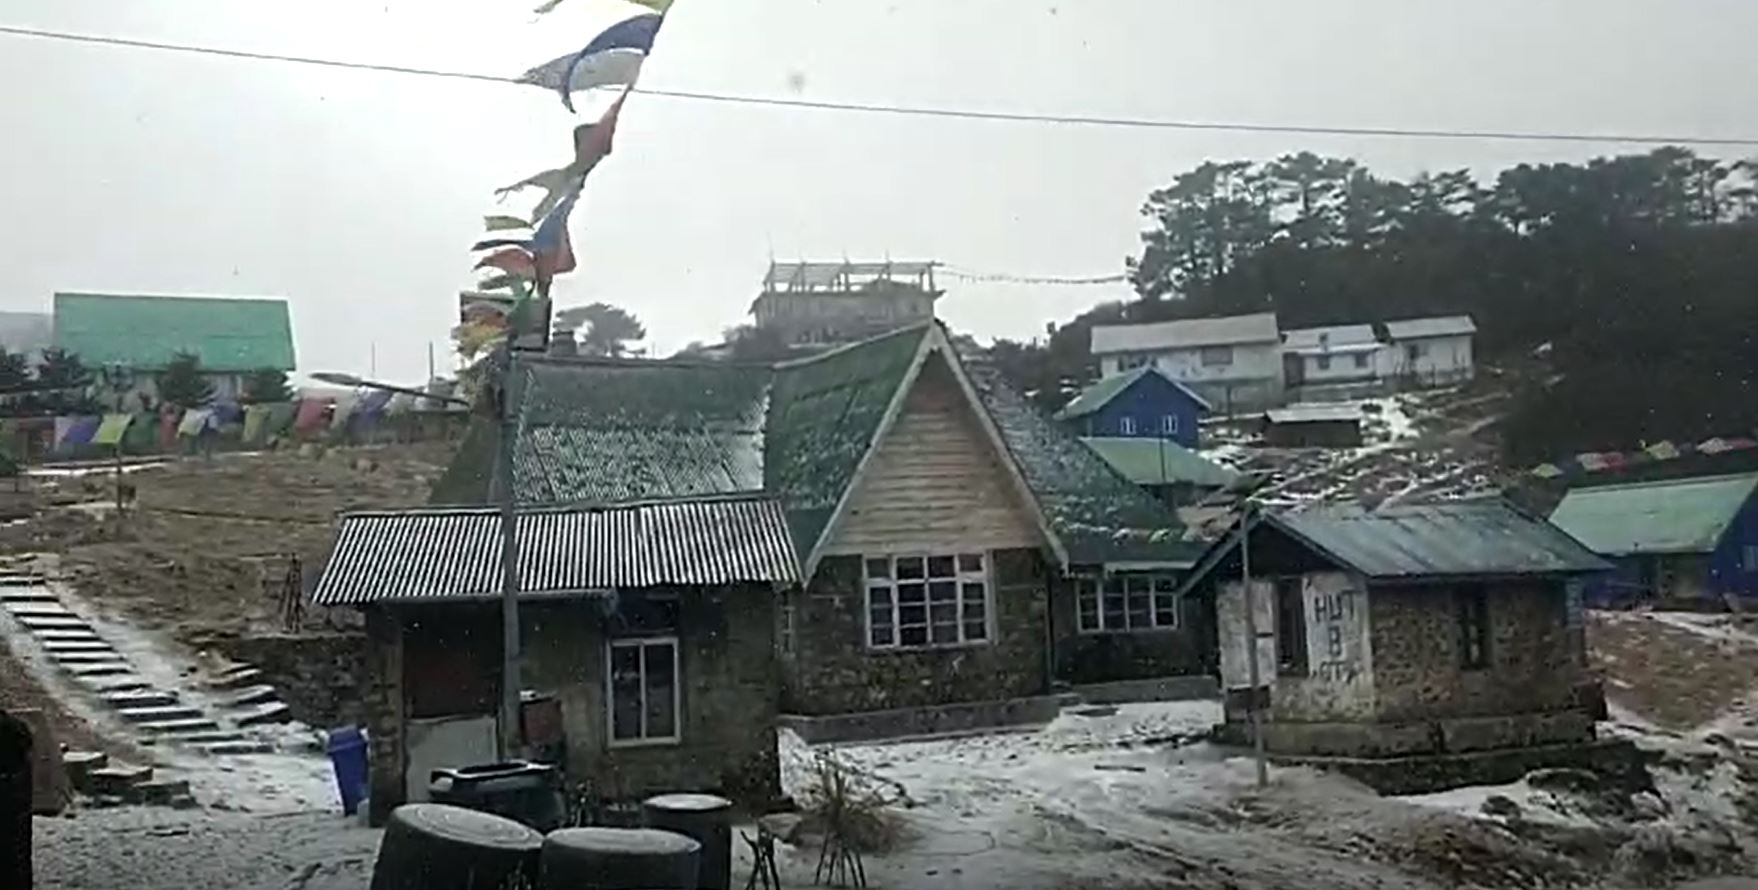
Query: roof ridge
[
  {"left": 769, "top": 321, "right": 936, "bottom": 370},
  {"left": 1567, "top": 472, "right": 1758, "bottom": 494},
  {"left": 342, "top": 491, "right": 784, "bottom": 519}
]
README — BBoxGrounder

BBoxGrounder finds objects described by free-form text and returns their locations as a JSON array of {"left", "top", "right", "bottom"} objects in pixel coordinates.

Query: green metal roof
[
  {"left": 53, "top": 293, "right": 295, "bottom": 372},
  {"left": 431, "top": 322, "right": 1199, "bottom": 572},
  {"left": 1549, "top": 473, "right": 1758, "bottom": 556},
  {"left": 1079, "top": 437, "right": 1239, "bottom": 488},
  {"left": 1053, "top": 366, "right": 1211, "bottom": 421},
  {"left": 1274, "top": 501, "right": 1608, "bottom": 579}
]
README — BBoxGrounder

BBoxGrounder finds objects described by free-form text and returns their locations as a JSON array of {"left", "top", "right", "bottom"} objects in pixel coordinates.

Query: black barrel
[
  {"left": 0, "top": 710, "right": 30, "bottom": 890},
  {"left": 642, "top": 793, "right": 733, "bottom": 890},
  {"left": 428, "top": 761, "right": 565, "bottom": 832},
  {"left": 368, "top": 803, "right": 544, "bottom": 890},
  {"left": 540, "top": 827, "right": 700, "bottom": 890}
]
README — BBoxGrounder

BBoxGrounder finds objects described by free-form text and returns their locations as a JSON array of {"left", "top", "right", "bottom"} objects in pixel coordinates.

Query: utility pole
[
  {"left": 493, "top": 331, "right": 524, "bottom": 760},
  {"left": 1239, "top": 502, "right": 1268, "bottom": 788}
]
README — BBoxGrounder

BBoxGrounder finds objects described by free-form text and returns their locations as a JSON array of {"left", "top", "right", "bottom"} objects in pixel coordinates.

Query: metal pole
[
  {"left": 494, "top": 334, "right": 524, "bottom": 760},
  {"left": 1239, "top": 503, "right": 1268, "bottom": 787}
]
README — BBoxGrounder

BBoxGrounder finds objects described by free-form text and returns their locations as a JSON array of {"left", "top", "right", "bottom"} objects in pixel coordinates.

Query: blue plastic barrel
[{"left": 326, "top": 726, "right": 370, "bottom": 816}]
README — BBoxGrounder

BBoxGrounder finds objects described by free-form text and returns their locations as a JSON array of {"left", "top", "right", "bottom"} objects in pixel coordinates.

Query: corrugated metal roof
[
  {"left": 1090, "top": 313, "right": 1280, "bottom": 355},
  {"left": 1549, "top": 473, "right": 1758, "bottom": 556},
  {"left": 1265, "top": 404, "right": 1363, "bottom": 424},
  {"left": 312, "top": 497, "right": 800, "bottom": 606},
  {"left": 1080, "top": 437, "right": 1239, "bottom": 488},
  {"left": 53, "top": 292, "right": 295, "bottom": 372},
  {"left": 1384, "top": 315, "right": 1476, "bottom": 340},
  {"left": 1273, "top": 500, "right": 1608, "bottom": 580},
  {"left": 1054, "top": 366, "right": 1212, "bottom": 421},
  {"left": 1282, "top": 324, "right": 1382, "bottom": 355}
]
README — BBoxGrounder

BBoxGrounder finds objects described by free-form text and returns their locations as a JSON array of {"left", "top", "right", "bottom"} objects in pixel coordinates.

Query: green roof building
[
  {"left": 52, "top": 292, "right": 295, "bottom": 408},
  {"left": 1549, "top": 473, "right": 1758, "bottom": 604},
  {"left": 424, "top": 321, "right": 1217, "bottom": 719}
]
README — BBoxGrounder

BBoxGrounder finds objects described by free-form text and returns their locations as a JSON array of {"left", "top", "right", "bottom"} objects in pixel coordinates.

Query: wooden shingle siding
[{"left": 824, "top": 354, "right": 1041, "bottom": 555}]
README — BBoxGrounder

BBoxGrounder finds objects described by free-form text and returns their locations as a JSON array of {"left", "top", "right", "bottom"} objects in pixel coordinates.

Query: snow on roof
[
  {"left": 1090, "top": 312, "right": 1279, "bottom": 355},
  {"left": 1385, "top": 316, "right": 1476, "bottom": 340},
  {"left": 1282, "top": 324, "right": 1382, "bottom": 355},
  {"left": 1264, "top": 404, "right": 1364, "bottom": 425}
]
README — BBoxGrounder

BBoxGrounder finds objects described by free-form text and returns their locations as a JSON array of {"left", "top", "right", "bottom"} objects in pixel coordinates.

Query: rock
[
  {"left": 1630, "top": 791, "right": 1668, "bottom": 821},
  {"left": 1481, "top": 795, "right": 1521, "bottom": 818},
  {"left": 1526, "top": 767, "right": 1600, "bottom": 794}
]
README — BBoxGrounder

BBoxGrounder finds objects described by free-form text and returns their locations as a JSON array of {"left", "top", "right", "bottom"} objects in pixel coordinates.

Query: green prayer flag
[
  {"left": 483, "top": 215, "right": 529, "bottom": 232},
  {"left": 92, "top": 413, "right": 133, "bottom": 446}
]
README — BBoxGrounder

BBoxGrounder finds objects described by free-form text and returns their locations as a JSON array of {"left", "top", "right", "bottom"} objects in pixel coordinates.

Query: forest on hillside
[{"left": 992, "top": 148, "right": 1758, "bottom": 462}]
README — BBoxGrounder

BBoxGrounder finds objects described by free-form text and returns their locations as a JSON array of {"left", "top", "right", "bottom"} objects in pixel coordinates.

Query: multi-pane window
[
  {"left": 1456, "top": 587, "right": 1490, "bottom": 670},
  {"left": 1075, "top": 575, "right": 1179, "bottom": 633},
  {"left": 1160, "top": 415, "right": 1178, "bottom": 435},
  {"left": 866, "top": 554, "right": 989, "bottom": 648},
  {"left": 1119, "top": 416, "right": 1137, "bottom": 435},
  {"left": 1352, "top": 353, "right": 1370, "bottom": 368},
  {"left": 1199, "top": 345, "right": 1234, "bottom": 367},
  {"left": 1743, "top": 544, "right": 1758, "bottom": 573},
  {"left": 1315, "top": 355, "right": 1332, "bottom": 371},
  {"left": 608, "top": 637, "right": 679, "bottom": 745}
]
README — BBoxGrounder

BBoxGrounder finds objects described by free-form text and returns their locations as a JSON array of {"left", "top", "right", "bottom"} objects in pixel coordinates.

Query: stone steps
[
  {"left": 40, "top": 638, "right": 117, "bottom": 654},
  {"left": 221, "top": 684, "right": 279, "bottom": 707},
  {"left": 211, "top": 666, "right": 265, "bottom": 690},
  {"left": 17, "top": 614, "right": 91, "bottom": 630},
  {"left": 232, "top": 701, "right": 293, "bottom": 727},
  {"left": 137, "top": 716, "right": 223, "bottom": 736},
  {"left": 51, "top": 650, "right": 128, "bottom": 664},
  {"left": 118, "top": 704, "right": 208, "bottom": 724},
  {"left": 78, "top": 675, "right": 152, "bottom": 694},
  {"left": 101, "top": 689, "right": 180, "bottom": 709},
  {"left": 33, "top": 628, "right": 104, "bottom": 642},
  {"left": 63, "top": 662, "right": 135, "bottom": 678}
]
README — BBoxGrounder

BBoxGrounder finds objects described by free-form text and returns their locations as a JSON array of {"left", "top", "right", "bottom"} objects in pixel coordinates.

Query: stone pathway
[{"left": 0, "top": 571, "right": 294, "bottom": 759}]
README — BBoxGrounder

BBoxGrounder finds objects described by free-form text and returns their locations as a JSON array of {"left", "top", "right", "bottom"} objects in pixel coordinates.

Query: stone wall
[
  {"left": 783, "top": 548, "right": 1050, "bottom": 715},
  {"left": 520, "top": 586, "right": 781, "bottom": 808},
  {"left": 1049, "top": 580, "right": 1213, "bottom": 686},
  {"left": 362, "top": 607, "right": 404, "bottom": 826},
  {"left": 1369, "top": 581, "right": 1584, "bottom": 724},
  {"left": 207, "top": 631, "right": 369, "bottom": 729}
]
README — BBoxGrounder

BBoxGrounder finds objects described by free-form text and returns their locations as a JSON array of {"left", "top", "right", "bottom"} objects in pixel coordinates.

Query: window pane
[
  {"left": 867, "top": 585, "right": 892, "bottom": 607},
  {"left": 899, "top": 604, "right": 927, "bottom": 626},
  {"left": 869, "top": 619, "right": 894, "bottom": 647},
  {"left": 930, "top": 602, "right": 957, "bottom": 624},
  {"left": 1153, "top": 595, "right": 1178, "bottom": 627},
  {"left": 929, "top": 581, "right": 957, "bottom": 602},
  {"left": 896, "top": 557, "right": 925, "bottom": 580},
  {"left": 898, "top": 582, "right": 926, "bottom": 604},
  {"left": 958, "top": 553, "right": 983, "bottom": 572},
  {"left": 962, "top": 599, "right": 985, "bottom": 621},
  {"left": 1103, "top": 575, "right": 1125, "bottom": 595},
  {"left": 927, "top": 555, "right": 955, "bottom": 578},
  {"left": 900, "top": 626, "right": 928, "bottom": 646},
  {"left": 964, "top": 621, "right": 987, "bottom": 641},
  {"left": 1077, "top": 594, "right": 1098, "bottom": 632},
  {"left": 610, "top": 645, "right": 643, "bottom": 741},
  {"left": 1103, "top": 587, "right": 1126, "bottom": 629},
  {"left": 1126, "top": 583, "right": 1151, "bottom": 629},
  {"left": 962, "top": 582, "right": 985, "bottom": 606},
  {"left": 930, "top": 621, "right": 958, "bottom": 644},
  {"left": 1153, "top": 577, "right": 1178, "bottom": 594},
  {"left": 865, "top": 558, "right": 890, "bottom": 579},
  {"left": 643, "top": 643, "right": 676, "bottom": 739}
]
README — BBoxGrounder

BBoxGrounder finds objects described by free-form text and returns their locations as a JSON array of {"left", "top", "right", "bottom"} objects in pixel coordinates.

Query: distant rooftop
[
  {"left": 53, "top": 292, "right": 295, "bottom": 372},
  {"left": 1265, "top": 404, "right": 1363, "bottom": 425},
  {"left": 1549, "top": 473, "right": 1758, "bottom": 556},
  {"left": 1080, "top": 437, "right": 1238, "bottom": 488},
  {"left": 1054, "top": 366, "right": 1212, "bottom": 421},
  {"left": 762, "top": 260, "right": 942, "bottom": 295},
  {"left": 1283, "top": 324, "right": 1381, "bottom": 355},
  {"left": 1385, "top": 315, "right": 1476, "bottom": 340},
  {"left": 1090, "top": 312, "right": 1279, "bottom": 356}
]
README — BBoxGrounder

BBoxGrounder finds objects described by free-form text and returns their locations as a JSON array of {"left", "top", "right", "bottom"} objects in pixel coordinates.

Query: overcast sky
[{"left": 2, "top": 0, "right": 1755, "bottom": 383}]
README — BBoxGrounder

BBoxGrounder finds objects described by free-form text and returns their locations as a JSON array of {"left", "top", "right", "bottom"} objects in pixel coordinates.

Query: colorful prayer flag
[
  {"left": 265, "top": 402, "right": 297, "bottom": 438},
  {"left": 1699, "top": 437, "right": 1735, "bottom": 454},
  {"left": 474, "top": 248, "right": 536, "bottom": 277},
  {"left": 519, "top": 46, "right": 644, "bottom": 94},
  {"left": 471, "top": 237, "right": 530, "bottom": 252},
  {"left": 294, "top": 398, "right": 330, "bottom": 434},
  {"left": 484, "top": 215, "right": 530, "bottom": 232},
  {"left": 56, "top": 416, "right": 100, "bottom": 449},
  {"left": 331, "top": 394, "right": 358, "bottom": 431},
  {"left": 92, "top": 414, "right": 133, "bottom": 447},
  {"left": 242, "top": 404, "right": 271, "bottom": 442},
  {"left": 560, "top": 15, "right": 663, "bottom": 112},
  {"left": 1643, "top": 440, "right": 1680, "bottom": 461},
  {"left": 1530, "top": 463, "right": 1563, "bottom": 479},
  {"left": 157, "top": 410, "right": 178, "bottom": 449},
  {"left": 532, "top": 190, "right": 580, "bottom": 297},
  {"left": 628, "top": 0, "right": 674, "bottom": 11},
  {"left": 178, "top": 408, "right": 213, "bottom": 437},
  {"left": 52, "top": 417, "right": 75, "bottom": 448}
]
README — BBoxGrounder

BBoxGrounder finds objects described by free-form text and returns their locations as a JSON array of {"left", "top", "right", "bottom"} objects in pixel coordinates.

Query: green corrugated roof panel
[
  {"left": 1277, "top": 500, "right": 1609, "bottom": 580},
  {"left": 1079, "top": 437, "right": 1239, "bottom": 488},
  {"left": 53, "top": 292, "right": 295, "bottom": 372},
  {"left": 1549, "top": 473, "right": 1758, "bottom": 556},
  {"left": 961, "top": 345, "right": 1203, "bottom": 567},
  {"left": 765, "top": 325, "right": 928, "bottom": 558}
]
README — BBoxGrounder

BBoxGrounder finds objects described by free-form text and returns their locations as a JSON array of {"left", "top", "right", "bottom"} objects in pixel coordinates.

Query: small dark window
[
  {"left": 1457, "top": 587, "right": 1490, "bottom": 670},
  {"left": 1274, "top": 577, "right": 1307, "bottom": 676}
]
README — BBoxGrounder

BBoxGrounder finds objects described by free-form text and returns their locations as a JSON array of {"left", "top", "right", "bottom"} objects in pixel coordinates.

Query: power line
[
  {"left": 942, "top": 267, "right": 1128, "bottom": 286},
  {"left": 5, "top": 21, "right": 1758, "bottom": 147}
]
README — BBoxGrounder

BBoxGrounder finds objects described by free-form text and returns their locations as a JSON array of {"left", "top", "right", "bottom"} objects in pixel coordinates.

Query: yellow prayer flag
[{"left": 92, "top": 413, "right": 132, "bottom": 446}]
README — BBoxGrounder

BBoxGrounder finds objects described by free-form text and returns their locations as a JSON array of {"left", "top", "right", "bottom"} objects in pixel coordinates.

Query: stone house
[
  {"left": 1549, "top": 472, "right": 1758, "bottom": 606},
  {"left": 312, "top": 498, "right": 798, "bottom": 825},
  {"left": 1089, "top": 312, "right": 1284, "bottom": 414},
  {"left": 1183, "top": 500, "right": 1607, "bottom": 760},
  {"left": 425, "top": 322, "right": 1208, "bottom": 729}
]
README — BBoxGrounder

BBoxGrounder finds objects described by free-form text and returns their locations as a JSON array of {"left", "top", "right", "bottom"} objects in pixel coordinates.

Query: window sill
[
  {"left": 607, "top": 736, "right": 682, "bottom": 750},
  {"left": 1076, "top": 626, "right": 1181, "bottom": 636},
  {"left": 866, "top": 640, "right": 993, "bottom": 654}
]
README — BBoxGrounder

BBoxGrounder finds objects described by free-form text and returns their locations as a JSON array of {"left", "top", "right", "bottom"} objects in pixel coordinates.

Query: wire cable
[{"left": 5, "top": 22, "right": 1758, "bottom": 147}]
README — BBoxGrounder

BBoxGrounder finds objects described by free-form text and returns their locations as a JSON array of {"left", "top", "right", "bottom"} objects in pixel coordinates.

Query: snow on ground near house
[{"left": 1647, "top": 611, "right": 1758, "bottom": 649}]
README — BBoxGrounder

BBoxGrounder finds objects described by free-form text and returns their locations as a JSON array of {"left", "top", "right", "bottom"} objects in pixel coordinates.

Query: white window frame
[
  {"left": 1352, "top": 352, "right": 1371, "bottom": 369},
  {"left": 864, "top": 553, "right": 992, "bottom": 650},
  {"left": 1199, "top": 345, "right": 1233, "bottom": 367},
  {"left": 1119, "top": 416, "right": 1137, "bottom": 435},
  {"left": 1075, "top": 575, "right": 1180, "bottom": 633},
  {"left": 1160, "top": 415, "right": 1178, "bottom": 435},
  {"left": 1315, "top": 354, "right": 1332, "bottom": 371},
  {"left": 1744, "top": 544, "right": 1758, "bottom": 572},
  {"left": 606, "top": 636, "right": 681, "bottom": 748}
]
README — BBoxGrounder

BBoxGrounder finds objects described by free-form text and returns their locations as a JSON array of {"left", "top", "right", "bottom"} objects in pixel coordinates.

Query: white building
[
  {"left": 1089, "top": 312, "right": 1283, "bottom": 413},
  {"left": 1280, "top": 324, "right": 1384, "bottom": 388},
  {"left": 1382, "top": 316, "right": 1476, "bottom": 385}
]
